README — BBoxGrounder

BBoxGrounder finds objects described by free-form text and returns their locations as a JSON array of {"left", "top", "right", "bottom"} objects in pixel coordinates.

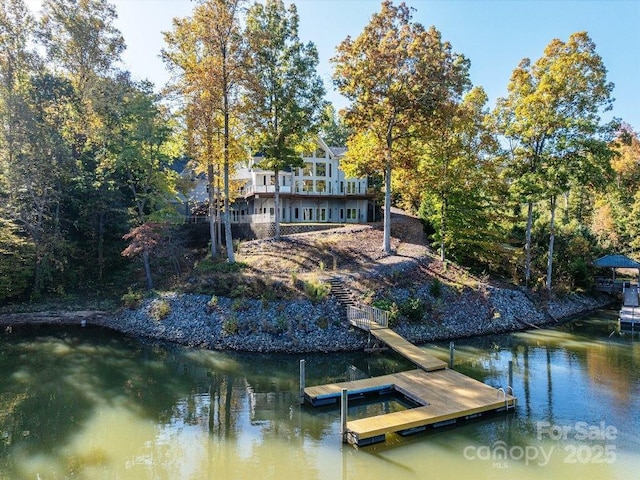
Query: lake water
[{"left": 1, "top": 310, "right": 639, "bottom": 479}]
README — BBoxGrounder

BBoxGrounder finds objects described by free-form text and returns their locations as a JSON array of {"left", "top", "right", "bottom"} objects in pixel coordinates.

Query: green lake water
[{"left": 1, "top": 310, "right": 639, "bottom": 479}]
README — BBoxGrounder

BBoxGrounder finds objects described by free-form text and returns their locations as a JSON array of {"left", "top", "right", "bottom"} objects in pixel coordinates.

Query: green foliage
[
  {"left": 195, "top": 257, "right": 247, "bottom": 274},
  {"left": 222, "top": 314, "right": 239, "bottom": 336},
  {"left": 303, "top": 279, "right": 330, "bottom": 302},
  {"left": 399, "top": 298, "right": 427, "bottom": 323},
  {"left": 372, "top": 299, "right": 400, "bottom": 327},
  {"left": 429, "top": 278, "right": 443, "bottom": 298},
  {"left": 149, "top": 299, "right": 171, "bottom": 321},
  {"left": 121, "top": 289, "right": 143, "bottom": 309}
]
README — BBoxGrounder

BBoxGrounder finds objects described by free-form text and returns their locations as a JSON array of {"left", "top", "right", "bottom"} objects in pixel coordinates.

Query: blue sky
[{"left": 27, "top": 0, "right": 640, "bottom": 130}]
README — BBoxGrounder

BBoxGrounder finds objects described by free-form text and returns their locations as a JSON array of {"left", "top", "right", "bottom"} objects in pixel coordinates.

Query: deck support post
[
  {"left": 508, "top": 360, "right": 513, "bottom": 392},
  {"left": 340, "top": 388, "right": 348, "bottom": 443},
  {"left": 449, "top": 342, "right": 455, "bottom": 369},
  {"left": 299, "top": 360, "right": 306, "bottom": 405}
]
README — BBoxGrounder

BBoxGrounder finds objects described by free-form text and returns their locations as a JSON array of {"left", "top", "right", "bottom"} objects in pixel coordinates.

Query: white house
[{"left": 183, "top": 136, "right": 376, "bottom": 225}]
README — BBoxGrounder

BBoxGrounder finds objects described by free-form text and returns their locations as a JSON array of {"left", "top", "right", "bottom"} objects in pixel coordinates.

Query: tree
[
  {"left": 495, "top": 32, "right": 615, "bottom": 290},
  {"left": 332, "top": 0, "right": 469, "bottom": 254},
  {"left": 163, "top": 0, "right": 245, "bottom": 262},
  {"left": 417, "top": 87, "right": 504, "bottom": 265},
  {"left": 319, "top": 103, "right": 350, "bottom": 147},
  {"left": 106, "top": 80, "right": 176, "bottom": 290},
  {"left": 38, "top": 0, "right": 124, "bottom": 97},
  {"left": 242, "top": 0, "right": 325, "bottom": 241}
]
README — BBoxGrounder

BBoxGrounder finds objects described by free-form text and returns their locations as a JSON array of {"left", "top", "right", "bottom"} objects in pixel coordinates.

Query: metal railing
[{"left": 347, "top": 305, "right": 389, "bottom": 330}]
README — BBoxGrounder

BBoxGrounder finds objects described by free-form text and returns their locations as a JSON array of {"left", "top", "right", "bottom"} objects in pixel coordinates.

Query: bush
[
  {"left": 122, "top": 289, "right": 143, "bottom": 309},
  {"left": 429, "top": 278, "right": 442, "bottom": 298},
  {"left": 303, "top": 279, "right": 330, "bottom": 302},
  {"left": 149, "top": 299, "right": 171, "bottom": 321},
  {"left": 222, "top": 315, "right": 238, "bottom": 336},
  {"left": 399, "top": 298, "right": 426, "bottom": 323}
]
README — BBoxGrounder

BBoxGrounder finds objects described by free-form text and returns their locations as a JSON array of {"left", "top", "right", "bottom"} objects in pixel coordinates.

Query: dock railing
[{"left": 347, "top": 305, "right": 389, "bottom": 330}]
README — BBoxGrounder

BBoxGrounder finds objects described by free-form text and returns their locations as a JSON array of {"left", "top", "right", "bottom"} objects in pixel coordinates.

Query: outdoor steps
[{"left": 329, "top": 277, "right": 359, "bottom": 309}]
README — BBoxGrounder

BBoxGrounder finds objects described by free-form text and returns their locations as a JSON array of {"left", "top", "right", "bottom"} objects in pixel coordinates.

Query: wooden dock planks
[
  {"left": 369, "top": 327, "right": 447, "bottom": 372},
  {"left": 346, "top": 369, "right": 515, "bottom": 443},
  {"left": 304, "top": 367, "right": 516, "bottom": 445}
]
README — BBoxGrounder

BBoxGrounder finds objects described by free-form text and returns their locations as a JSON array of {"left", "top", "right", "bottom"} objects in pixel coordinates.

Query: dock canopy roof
[{"left": 593, "top": 254, "right": 640, "bottom": 269}]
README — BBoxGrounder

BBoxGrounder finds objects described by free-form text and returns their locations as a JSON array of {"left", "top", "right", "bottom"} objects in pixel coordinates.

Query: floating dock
[{"left": 303, "top": 318, "right": 516, "bottom": 446}]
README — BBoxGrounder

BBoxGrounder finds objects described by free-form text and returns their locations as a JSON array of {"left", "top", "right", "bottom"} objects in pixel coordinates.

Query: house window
[
  {"left": 316, "top": 180, "right": 326, "bottom": 193},
  {"left": 329, "top": 209, "right": 332, "bottom": 220},
  {"left": 347, "top": 181, "right": 357, "bottom": 194},
  {"left": 329, "top": 163, "right": 332, "bottom": 177},
  {"left": 316, "top": 162, "right": 326, "bottom": 177},
  {"left": 303, "top": 208, "right": 313, "bottom": 221},
  {"left": 340, "top": 181, "right": 344, "bottom": 193},
  {"left": 315, "top": 147, "right": 326, "bottom": 158},
  {"left": 347, "top": 208, "right": 357, "bottom": 220},
  {"left": 303, "top": 162, "right": 313, "bottom": 176},
  {"left": 317, "top": 208, "right": 326, "bottom": 221},
  {"left": 340, "top": 208, "right": 344, "bottom": 220},
  {"left": 270, "top": 207, "right": 274, "bottom": 216},
  {"left": 294, "top": 208, "right": 299, "bottom": 219},
  {"left": 303, "top": 180, "right": 313, "bottom": 192}
]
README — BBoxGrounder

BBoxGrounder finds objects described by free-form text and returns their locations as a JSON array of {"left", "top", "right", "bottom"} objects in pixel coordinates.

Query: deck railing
[{"left": 347, "top": 305, "right": 389, "bottom": 330}]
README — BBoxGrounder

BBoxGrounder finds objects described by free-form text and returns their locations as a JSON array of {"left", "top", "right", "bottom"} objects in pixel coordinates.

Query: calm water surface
[{"left": 1, "top": 310, "right": 639, "bottom": 479}]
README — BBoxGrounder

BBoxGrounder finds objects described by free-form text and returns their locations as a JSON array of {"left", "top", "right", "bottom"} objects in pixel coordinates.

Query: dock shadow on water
[{"left": 1, "top": 310, "right": 639, "bottom": 479}]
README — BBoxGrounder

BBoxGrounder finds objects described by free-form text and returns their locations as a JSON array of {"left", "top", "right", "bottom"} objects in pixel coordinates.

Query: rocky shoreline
[{"left": 0, "top": 286, "right": 614, "bottom": 353}]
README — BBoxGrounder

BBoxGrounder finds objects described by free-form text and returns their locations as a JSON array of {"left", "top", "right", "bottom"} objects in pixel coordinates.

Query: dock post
[
  {"left": 340, "top": 388, "right": 348, "bottom": 443},
  {"left": 508, "top": 360, "right": 513, "bottom": 391},
  {"left": 449, "top": 342, "right": 455, "bottom": 368},
  {"left": 299, "top": 360, "right": 306, "bottom": 405}
]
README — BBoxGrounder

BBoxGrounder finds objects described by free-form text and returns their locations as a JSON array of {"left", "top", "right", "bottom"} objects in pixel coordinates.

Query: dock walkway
[{"left": 304, "top": 320, "right": 516, "bottom": 446}]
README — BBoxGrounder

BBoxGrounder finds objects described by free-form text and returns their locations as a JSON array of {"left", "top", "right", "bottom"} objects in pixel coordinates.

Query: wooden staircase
[{"left": 329, "top": 277, "right": 358, "bottom": 309}]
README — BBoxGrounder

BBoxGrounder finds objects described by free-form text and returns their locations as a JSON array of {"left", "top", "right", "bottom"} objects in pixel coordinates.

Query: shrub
[
  {"left": 150, "top": 299, "right": 171, "bottom": 321},
  {"left": 429, "top": 278, "right": 443, "bottom": 298},
  {"left": 303, "top": 279, "right": 330, "bottom": 302},
  {"left": 222, "top": 315, "right": 238, "bottom": 336},
  {"left": 399, "top": 298, "right": 426, "bottom": 323},
  {"left": 122, "top": 289, "right": 143, "bottom": 309}
]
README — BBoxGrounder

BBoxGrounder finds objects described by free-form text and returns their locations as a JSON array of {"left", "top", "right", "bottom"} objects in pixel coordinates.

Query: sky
[{"left": 26, "top": 0, "right": 640, "bottom": 130}]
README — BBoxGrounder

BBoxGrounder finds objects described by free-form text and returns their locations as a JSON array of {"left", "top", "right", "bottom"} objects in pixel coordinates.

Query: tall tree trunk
[
  {"left": 98, "top": 210, "right": 105, "bottom": 281},
  {"left": 274, "top": 167, "right": 281, "bottom": 240},
  {"left": 546, "top": 195, "right": 557, "bottom": 292},
  {"left": 207, "top": 161, "right": 217, "bottom": 258},
  {"left": 222, "top": 58, "right": 235, "bottom": 263},
  {"left": 142, "top": 249, "right": 153, "bottom": 290},
  {"left": 216, "top": 175, "right": 222, "bottom": 250},
  {"left": 440, "top": 197, "right": 446, "bottom": 262},
  {"left": 525, "top": 201, "right": 533, "bottom": 288},
  {"left": 382, "top": 150, "right": 392, "bottom": 254}
]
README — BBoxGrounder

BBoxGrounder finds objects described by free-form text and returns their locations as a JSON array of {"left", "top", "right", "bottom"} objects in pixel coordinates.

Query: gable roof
[{"left": 593, "top": 254, "right": 640, "bottom": 269}]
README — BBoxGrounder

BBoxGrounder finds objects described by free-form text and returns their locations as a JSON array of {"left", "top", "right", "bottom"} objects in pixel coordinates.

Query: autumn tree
[
  {"left": 495, "top": 32, "right": 615, "bottom": 290},
  {"left": 242, "top": 0, "right": 325, "bottom": 240},
  {"left": 163, "top": 0, "right": 245, "bottom": 262},
  {"left": 332, "top": 0, "right": 469, "bottom": 254}
]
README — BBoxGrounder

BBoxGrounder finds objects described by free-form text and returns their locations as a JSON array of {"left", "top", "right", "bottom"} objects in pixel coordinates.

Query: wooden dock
[
  {"left": 304, "top": 322, "right": 516, "bottom": 446},
  {"left": 369, "top": 327, "right": 447, "bottom": 372}
]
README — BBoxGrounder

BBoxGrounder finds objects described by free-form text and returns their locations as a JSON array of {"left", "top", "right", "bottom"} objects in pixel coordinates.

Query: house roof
[{"left": 593, "top": 254, "right": 640, "bottom": 269}]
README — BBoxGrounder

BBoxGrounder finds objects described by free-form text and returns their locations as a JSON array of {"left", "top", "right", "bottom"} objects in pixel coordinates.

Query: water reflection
[{"left": 1, "top": 312, "right": 639, "bottom": 479}]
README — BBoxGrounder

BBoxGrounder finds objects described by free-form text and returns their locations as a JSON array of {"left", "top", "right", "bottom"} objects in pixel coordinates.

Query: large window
[
  {"left": 303, "top": 180, "right": 313, "bottom": 192},
  {"left": 315, "top": 147, "right": 326, "bottom": 158},
  {"left": 316, "top": 180, "right": 326, "bottom": 193},
  {"left": 346, "top": 181, "right": 357, "bottom": 194},
  {"left": 347, "top": 208, "right": 358, "bottom": 220},
  {"left": 317, "top": 208, "right": 326, "bottom": 221},
  {"left": 303, "top": 162, "right": 313, "bottom": 176},
  {"left": 316, "top": 162, "right": 326, "bottom": 177}
]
